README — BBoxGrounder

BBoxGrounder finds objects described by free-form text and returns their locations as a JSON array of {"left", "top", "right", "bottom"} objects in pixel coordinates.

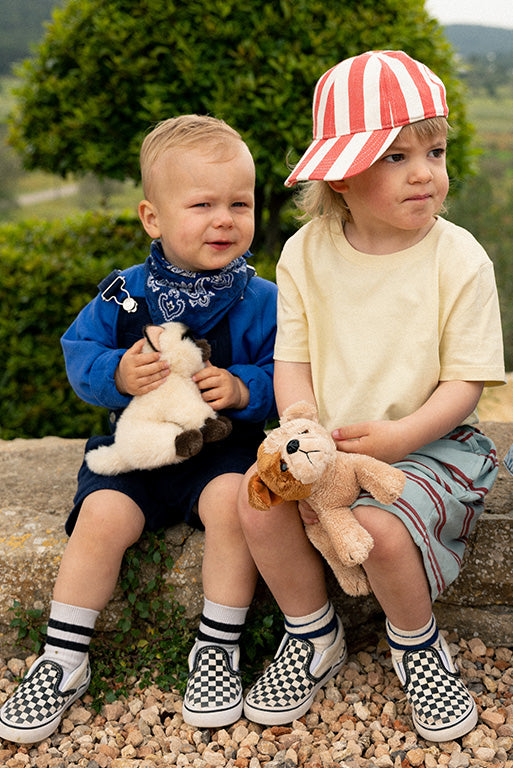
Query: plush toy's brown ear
[
  {"left": 195, "top": 338, "right": 211, "bottom": 362},
  {"left": 248, "top": 473, "right": 284, "bottom": 510},
  {"left": 281, "top": 400, "right": 319, "bottom": 424}
]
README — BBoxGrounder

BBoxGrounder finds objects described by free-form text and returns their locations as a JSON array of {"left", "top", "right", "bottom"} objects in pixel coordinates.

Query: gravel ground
[{"left": 0, "top": 631, "right": 511, "bottom": 768}]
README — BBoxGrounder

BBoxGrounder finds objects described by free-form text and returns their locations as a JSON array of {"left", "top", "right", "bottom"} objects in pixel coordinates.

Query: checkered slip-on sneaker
[
  {"left": 400, "top": 646, "right": 478, "bottom": 741},
  {"left": 0, "top": 656, "right": 91, "bottom": 744},
  {"left": 182, "top": 644, "right": 243, "bottom": 728},
  {"left": 244, "top": 616, "right": 347, "bottom": 726}
]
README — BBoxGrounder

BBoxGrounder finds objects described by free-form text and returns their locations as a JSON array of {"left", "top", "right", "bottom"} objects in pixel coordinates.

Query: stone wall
[{"left": 0, "top": 422, "right": 512, "bottom": 654}]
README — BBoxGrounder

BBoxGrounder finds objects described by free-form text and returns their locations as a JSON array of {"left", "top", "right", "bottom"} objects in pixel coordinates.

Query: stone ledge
[{"left": 0, "top": 423, "right": 512, "bottom": 653}]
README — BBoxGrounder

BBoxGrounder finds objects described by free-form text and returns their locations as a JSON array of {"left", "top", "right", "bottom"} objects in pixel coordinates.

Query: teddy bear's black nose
[{"left": 286, "top": 439, "right": 300, "bottom": 454}]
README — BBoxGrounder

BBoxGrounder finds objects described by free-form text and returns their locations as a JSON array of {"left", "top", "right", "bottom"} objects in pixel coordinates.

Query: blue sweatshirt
[{"left": 61, "top": 261, "right": 277, "bottom": 425}]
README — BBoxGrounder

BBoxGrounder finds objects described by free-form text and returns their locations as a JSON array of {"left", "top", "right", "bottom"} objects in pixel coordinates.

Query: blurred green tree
[
  {"left": 8, "top": 0, "right": 472, "bottom": 254},
  {"left": 0, "top": 126, "right": 21, "bottom": 216}
]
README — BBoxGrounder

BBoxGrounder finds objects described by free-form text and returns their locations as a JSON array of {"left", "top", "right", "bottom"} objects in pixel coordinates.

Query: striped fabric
[
  {"left": 351, "top": 426, "right": 498, "bottom": 600},
  {"left": 285, "top": 50, "right": 448, "bottom": 186}
]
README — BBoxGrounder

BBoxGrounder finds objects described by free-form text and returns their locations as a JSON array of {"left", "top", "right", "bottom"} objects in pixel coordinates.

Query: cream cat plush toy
[{"left": 86, "top": 322, "right": 231, "bottom": 475}]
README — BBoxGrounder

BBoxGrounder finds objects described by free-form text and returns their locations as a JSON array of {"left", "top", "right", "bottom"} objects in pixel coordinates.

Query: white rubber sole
[
  {"left": 244, "top": 651, "right": 347, "bottom": 726},
  {"left": 413, "top": 699, "right": 478, "bottom": 742},
  {"left": 0, "top": 680, "right": 89, "bottom": 744},
  {"left": 0, "top": 657, "right": 90, "bottom": 745},
  {"left": 182, "top": 697, "right": 243, "bottom": 729}
]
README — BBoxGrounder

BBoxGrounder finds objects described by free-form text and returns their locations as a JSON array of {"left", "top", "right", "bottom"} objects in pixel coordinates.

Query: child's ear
[
  {"left": 327, "top": 179, "right": 349, "bottom": 194},
  {"left": 138, "top": 200, "right": 161, "bottom": 238}
]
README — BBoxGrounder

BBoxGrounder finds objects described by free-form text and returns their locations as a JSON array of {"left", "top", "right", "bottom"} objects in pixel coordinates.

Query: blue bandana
[{"left": 144, "top": 239, "right": 255, "bottom": 336}]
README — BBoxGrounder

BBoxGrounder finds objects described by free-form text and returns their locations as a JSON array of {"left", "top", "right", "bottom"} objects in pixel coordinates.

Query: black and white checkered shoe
[
  {"left": 182, "top": 643, "right": 243, "bottom": 728},
  {"left": 0, "top": 656, "right": 91, "bottom": 744},
  {"left": 399, "top": 645, "right": 477, "bottom": 741},
  {"left": 244, "top": 616, "right": 347, "bottom": 725}
]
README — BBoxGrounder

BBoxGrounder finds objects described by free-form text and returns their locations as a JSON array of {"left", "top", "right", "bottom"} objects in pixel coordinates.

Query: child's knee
[
  {"left": 352, "top": 505, "right": 413, "bottom": 563},
  {"left": 76, "top": 490, "right": 144, "bottom": 544},
  {"left": 199, "top": 473, "right": 243, "bottom": 528}
]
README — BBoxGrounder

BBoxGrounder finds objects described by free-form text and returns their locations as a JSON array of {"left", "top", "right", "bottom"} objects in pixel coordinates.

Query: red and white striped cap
[{"left": 285, "top": 50, "right": 448, "bottom": 187}]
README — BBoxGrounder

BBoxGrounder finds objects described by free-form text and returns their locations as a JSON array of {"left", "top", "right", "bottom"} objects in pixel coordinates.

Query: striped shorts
[{"left": 351, "top": 426, "right": 498, "bottom": 600}]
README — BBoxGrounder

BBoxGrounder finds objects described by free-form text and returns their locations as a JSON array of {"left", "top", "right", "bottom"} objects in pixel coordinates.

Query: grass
[
  {"left": 466, "top": 94, "right": 513, "bottom": 137},
  {"left": 12, "top": 175, "right": 143, "bottom": 221},
  {"left": 461, "top": 85, "right": 513, "bottom": 181},
  {"left": 7, "top": 168, "right": 143, "bottom": 222}
]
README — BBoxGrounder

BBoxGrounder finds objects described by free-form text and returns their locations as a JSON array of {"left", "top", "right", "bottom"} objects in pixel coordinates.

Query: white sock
[
  {"left": 43, "top": 601, "right": 99, "bottom": 683},
  {"left": 386, "top": 614, "right": 439, "bottom": 652},
  {"left": 386, "top": 614, "right": 450, "bottom": 683},
  {"left": 284, "top": 601, "right": 337, "bottom": 653},
  {"left": 196, "top": 598, "right": 248, "bottom": 649}
]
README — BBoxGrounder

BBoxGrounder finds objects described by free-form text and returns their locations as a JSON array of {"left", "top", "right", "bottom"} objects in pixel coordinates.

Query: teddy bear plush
[
  {"left": 248, "top": 401, "right": 405, "bottom": 596},
  {"left": 86, "top": 321, "right": 231, "bottom": 475}
]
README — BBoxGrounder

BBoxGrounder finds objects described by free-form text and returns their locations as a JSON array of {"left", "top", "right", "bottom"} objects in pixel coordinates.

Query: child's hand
[
  {"left": 193, "top": 362, "right": 249, "bottom": 410},
  {"left": 332, "top": 420, "right": 409, "bottom": 464},
  {"left": 115, "top": 338, "right": 169, "bottom": 396}
]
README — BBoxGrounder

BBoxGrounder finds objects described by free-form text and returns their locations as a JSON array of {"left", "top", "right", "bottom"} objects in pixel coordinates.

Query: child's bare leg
[
  {"left": 0, "top": 489, "right": 145, "bottom": 744},
  {"left": 47, "top": 489, "right": 145, "bottom": 668},
  {"left": 184, "top": 473, "right": 257, "bottom": 728},
  {"left": 46, "top": 489, "right": 144, "bottom": 672},
  {"left": 54, "top": 489, "right": 146, "bottom": 610},
  {"left": 238, "top": 473, "right": 346, "bottom": 727},
  {"left": 238, "top": 485, "right": 328, "bottom": 616},
  {"left": 351, "top": 505, "right": 432, "bottom": 627},
  {"left": 352, "top": 504, "right": 477, "bottom": 741},
  {"left": 199, "top": 473, "right": 257, "bottom": 607}
]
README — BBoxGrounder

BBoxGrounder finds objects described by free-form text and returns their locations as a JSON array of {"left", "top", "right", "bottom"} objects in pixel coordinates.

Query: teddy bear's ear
[
  {"left": 281, "top": 400, "right": 319, "bottom": 424},
  {"left": 248, "top": 473, "right": 284, "bottom": 510}
]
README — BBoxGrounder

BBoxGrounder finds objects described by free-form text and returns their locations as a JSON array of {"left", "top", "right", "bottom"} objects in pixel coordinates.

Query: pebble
[{"left": 0, "top": 633, "right": 512, "bottom": 767}]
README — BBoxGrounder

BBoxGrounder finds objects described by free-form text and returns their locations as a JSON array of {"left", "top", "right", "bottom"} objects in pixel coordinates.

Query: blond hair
[
  {"left": 140, "top": 115, "right": 245, "bottom": 198},
  {"left": 294, "top": 117, "right": 449, "bottom": 223}
]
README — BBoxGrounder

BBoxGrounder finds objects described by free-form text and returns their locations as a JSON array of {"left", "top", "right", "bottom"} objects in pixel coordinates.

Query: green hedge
[{"left": 1, "top": 212, "right": 150, "bottom": 439}]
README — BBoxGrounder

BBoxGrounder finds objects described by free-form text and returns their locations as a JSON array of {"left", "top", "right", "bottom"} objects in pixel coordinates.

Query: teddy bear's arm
[{"left": 351, "top": 455, "right": 406, "bottom": 505}]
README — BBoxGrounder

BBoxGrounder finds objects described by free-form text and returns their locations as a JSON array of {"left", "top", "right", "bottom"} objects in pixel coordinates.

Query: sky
[{"left": 425, "top": 0, "right": 513, "bottom": 29}]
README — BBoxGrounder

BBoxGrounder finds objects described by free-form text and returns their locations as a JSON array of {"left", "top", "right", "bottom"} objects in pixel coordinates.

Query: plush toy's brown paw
[
  {"left": 201, "top": 416, "right": 232, "bottom": 443},
  {"left": 337, "top": 529, "right": 374, "bottom": 566},
  {"left": 175, "top": 429, "right": 203, "bottom": 458},
  {"left": 342, "top": 569, "right": 372, "bottom": 597}
]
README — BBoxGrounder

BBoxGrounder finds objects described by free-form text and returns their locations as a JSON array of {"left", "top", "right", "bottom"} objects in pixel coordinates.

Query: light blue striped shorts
[{"left": 352, "top": 426, "right": 498, "bottom": 600}]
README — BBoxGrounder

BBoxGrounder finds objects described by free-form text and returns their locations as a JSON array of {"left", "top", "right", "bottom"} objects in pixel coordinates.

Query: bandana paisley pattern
[{"left": 144, "top": 240, "right": 254, "bottom": 336}]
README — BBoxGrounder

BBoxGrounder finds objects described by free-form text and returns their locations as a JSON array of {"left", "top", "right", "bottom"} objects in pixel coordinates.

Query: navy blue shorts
[{"left": 67, "top": 424, "right": 265, "bottom": 536}]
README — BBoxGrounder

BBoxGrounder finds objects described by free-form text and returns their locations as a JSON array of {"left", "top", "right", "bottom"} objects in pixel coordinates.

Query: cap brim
[{"left": 284, "top": 126, "right": 403, "bottom": 187}]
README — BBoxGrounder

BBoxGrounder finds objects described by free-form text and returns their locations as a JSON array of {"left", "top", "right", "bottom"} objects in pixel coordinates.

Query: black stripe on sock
[
  {"left": 199, "top": 614, "right": 244, "bottom": 634},
  {"left": 45, "top": 635, "right": 90, "bottom": 653},
  {"left": 286, "top": 614, "right": 338, "bottom": 640},
  {"left": 47, "top": 618, "right": 95, "bottom": 637}
]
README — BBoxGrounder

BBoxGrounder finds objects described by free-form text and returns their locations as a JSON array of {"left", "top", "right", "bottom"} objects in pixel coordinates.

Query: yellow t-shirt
[{"left": 274, "top": 216, "right": 505, "bottom": 432}]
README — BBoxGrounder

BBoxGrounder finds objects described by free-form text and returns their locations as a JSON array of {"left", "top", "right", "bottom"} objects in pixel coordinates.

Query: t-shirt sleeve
[{"left": 439, "top": 258, "right": 505, "bottom": 387}]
